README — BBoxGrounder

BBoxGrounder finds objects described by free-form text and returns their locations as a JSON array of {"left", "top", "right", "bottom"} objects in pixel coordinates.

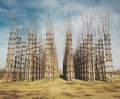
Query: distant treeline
[{"left": 114, "top": 69, "right": 120, "bottom": 74}]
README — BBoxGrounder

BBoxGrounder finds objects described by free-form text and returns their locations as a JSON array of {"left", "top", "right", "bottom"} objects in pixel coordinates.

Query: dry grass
[{"left": 0, "top": 74, "right": 120, "bottom": 99}]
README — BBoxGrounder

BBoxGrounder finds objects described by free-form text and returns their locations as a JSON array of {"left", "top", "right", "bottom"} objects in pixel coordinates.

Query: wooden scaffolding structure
[
  {"left": 63, "top": 11, "right": 75, "bottom": 81},
  {"left": 6, "top": 31, "right": 16, "bottom": 82},
  {"left": 74, "top": 33, "right": 95, "bottom": 81},
  {"left": 45, "top": 26, "right": 58, "bottom": 81},
  {"left": 6, "top": 29, "right": 45, "bottom": 82},
  {"left": 74, "top": 12, "right": 114, "bottom": 82},
  {"left": 5, "top": 9, "right": 114, "bottom": 83},
  {"left": 63, "top": 33, "right": 75, "bottom": 81}
]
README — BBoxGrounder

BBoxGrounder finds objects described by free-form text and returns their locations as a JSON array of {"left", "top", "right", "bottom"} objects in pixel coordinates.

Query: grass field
[{"left": 0, "top": 75, "right": 120, "bottom": 99}]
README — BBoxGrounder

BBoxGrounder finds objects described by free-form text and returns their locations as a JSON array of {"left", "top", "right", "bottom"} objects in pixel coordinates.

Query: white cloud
[
  {"left": 2, "top": 0, "right": 17, "bottom": 6},
  {"left": 0, "top": 7, "right": 8, "bottom": 13}
]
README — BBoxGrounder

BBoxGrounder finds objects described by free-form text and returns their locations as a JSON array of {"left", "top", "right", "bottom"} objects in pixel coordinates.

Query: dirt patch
[
  {"left": 107, "top": 89, "right": 119, "bottom": 92},
  {"left": 115, "top": 86, "right": 120, "bottom": 89},
  {"left": 62, "top": 92, "right": 74, "bottom": 97},
  {"left": 2, "top": 94, "right": 20, "bottom": 99},
  {"left": 111, "top": 85, "right": 120, "bottom": 89},
  {"left": 32, "top": 97, "right": 48, "bottom": 99},
  {"left": 11, "top": 90, "right": 21, "bottom": 93},
  {"left": 32, "top": 97, "right": 40, "bottom": 99},
  {"left": 26, "top": 93, "right": 33, "bottom": 96},
  {"left": 0, "top": 90, "right": 21, "bottom": 99},
  {"left": 10, "top": 93, "right": 20, "bottom": 98},
  {"left": 102, "top": 86, "right": 119, "bottom": 92},
  {"left": 83, "top": 94, "right": 93, "bottom": 96},
  {"left": 113, "top": 95, "right": 120, "bottom": 98},
  {"left": 24, "top": 84, "right": 29, "bottom": 86},
  {"left": 3, "top": 96, "right": 10, "bottom": 99},
  {"left": 96, "top": 90, "right": 103, "bottom": 93},
  {"left": 0, "top": 90, "right": 8, "bottom": 95}
]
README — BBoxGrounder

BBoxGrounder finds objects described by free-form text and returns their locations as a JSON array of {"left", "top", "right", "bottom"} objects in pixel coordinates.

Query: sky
[{"left": 0, "top": 0, "right": 120, "bottom": 70}]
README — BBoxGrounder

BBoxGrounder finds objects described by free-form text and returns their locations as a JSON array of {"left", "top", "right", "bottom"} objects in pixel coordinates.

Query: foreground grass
[{"left": 0, "top": 75, "right": 120, "bottom": 99}]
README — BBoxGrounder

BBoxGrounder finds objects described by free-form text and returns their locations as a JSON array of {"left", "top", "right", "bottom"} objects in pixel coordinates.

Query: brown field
[{"left": 0, "top": 74, "right": 120, "bottom": 99}]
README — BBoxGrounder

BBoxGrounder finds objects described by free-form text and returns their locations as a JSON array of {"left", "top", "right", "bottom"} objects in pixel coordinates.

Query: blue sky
[{"left": 0, "top": 0, "right": 120, "bottom": 70}]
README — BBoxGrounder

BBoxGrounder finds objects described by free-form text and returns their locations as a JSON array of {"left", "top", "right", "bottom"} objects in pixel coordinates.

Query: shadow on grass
[
  {"left": 84, "top": 94, "right": 93, "bottom": 96},
  {"left": 59, "top": 75, "right": 64, "bottom": 80}
]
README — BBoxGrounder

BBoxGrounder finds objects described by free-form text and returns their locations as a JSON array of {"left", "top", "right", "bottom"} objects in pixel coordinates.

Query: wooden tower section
[
  {"left": 13, "top": 33, "right": 22, "bottom": 81},
  {"left": 87, "top": 34, "right": 95, "bottom": 81},
  {"left": 74, "top": 33, "right": 95, "bottom": 81},
  {"left": 6, "top": 31, "right": 16, "bottom": 82},
  {"left": 63, "top": 12, "right": 75, "bottom": 81},
  {"left": 102, "top": 9, "right": 114, "bottom": 82},
  {"left": 63, "top": 32, "right": 75, "bottom": 81},
  {"left": 94, "top": 32, "right": 106, "bottom": 81},
  {"left": 5, "top": 23, "right": 45, "bottom": 82},
  {"left": 102, "top": 25, "right": 113, "bottom": 82}
]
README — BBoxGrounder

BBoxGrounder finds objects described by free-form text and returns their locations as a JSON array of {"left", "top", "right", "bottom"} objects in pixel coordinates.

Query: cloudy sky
[{"left": 0, "top": 0, "right": 120, "bottom": 70}]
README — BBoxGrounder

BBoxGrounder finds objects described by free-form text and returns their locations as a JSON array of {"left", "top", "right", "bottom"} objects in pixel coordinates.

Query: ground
[{"left": 0, "top": 74, "right": 120, "bottom": 99}]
